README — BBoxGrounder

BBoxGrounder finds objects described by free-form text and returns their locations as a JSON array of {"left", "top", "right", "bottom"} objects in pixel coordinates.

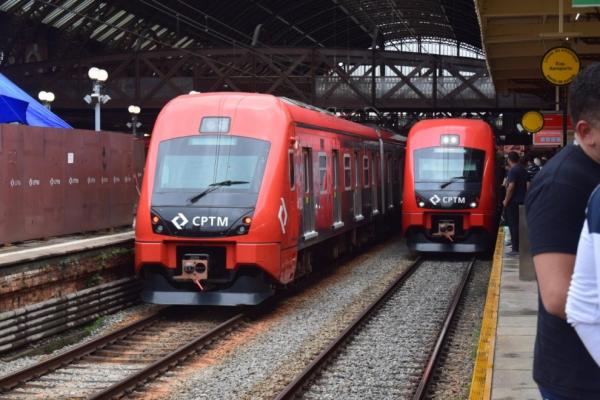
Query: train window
[
  {"left": 344, "top": 154, "right": 351, "bottom": 191},
  {"left": 319, "top": 153, "right": 327, "bottom": 193},
  {"left": 152, "top": 135, "right": 269, "bottom": 207},
  {"left": 289, "top": 150, "right": 295, "bottom": 190},
  {"left": 413, "top": 147, "right": 485, "bottom": 183},
  {"left": 363, "top": 156, "right": 369, "bottom": 188}
]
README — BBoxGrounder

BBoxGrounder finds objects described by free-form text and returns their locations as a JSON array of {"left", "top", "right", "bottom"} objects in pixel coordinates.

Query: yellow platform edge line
[{"left": 468, "top": 229, "right": 504, "bottom": 400}]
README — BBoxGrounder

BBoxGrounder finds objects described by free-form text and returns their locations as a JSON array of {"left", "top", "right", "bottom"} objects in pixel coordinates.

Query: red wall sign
[
  {"left": 533, "top": 130, "right": 563, "bottom": 146},
  {"left": 543, "top": 113, "right": 572, "bottom": 129}
]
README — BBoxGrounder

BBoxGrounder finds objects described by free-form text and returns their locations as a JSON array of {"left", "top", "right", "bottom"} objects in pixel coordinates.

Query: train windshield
[
  {"left": 413, "top": 147, "right": 485, "bottom": 183},
  {"left": 152, "top": 135, "right": 270, "bottom": 207}
]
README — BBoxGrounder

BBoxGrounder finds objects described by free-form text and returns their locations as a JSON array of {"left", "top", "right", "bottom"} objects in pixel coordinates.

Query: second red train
[{"left": 402, "top": 119, "right": 499, "bottom": 252}]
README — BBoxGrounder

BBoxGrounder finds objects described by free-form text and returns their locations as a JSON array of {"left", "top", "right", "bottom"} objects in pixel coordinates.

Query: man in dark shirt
[
  {"left": 503, "top": 151, "right": 527, "bottom": 255},
  {"left": 526, "top": 63, "right": 600, "bottom": 399}
]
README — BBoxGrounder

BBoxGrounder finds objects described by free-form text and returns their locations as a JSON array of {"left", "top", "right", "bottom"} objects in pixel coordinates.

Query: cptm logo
[
  {"left": 171, "top": 212, "right": 229, "bottom": 230},
  {"left": 429, "top": 194, "right": 466, "bottom": 205}
]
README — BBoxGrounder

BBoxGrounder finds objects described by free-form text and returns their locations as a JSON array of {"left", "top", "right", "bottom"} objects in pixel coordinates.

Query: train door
[
  {"left": 387, "top": 154, "right": 393, "bottom": 209},
  {"left": 332, "top": 150, "right": 343, "bottom": 228},
  {"left": 372, "top": 153, "right": 379, "bottom": 215},
  {"left": 302, "top": 147, "right": 316, "bottom": 238},
  {"left": 354, "top": 151, "right": 363, "bottom": 220}
]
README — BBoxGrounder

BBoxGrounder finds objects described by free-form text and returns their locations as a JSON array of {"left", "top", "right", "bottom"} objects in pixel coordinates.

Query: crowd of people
[{"left": 502, "top": 63, "right": 600, "bottom": 399}]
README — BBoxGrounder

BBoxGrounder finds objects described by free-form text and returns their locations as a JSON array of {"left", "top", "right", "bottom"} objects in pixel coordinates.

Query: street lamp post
[
  {"left": 83, "top": 67, "right": 110, "bottom": 132},
  {"left": 127, "top": 105, "right": 142, "bottom": 136},
  {"left": 38, "top": 91, "right": 55, "bottom": 109}
]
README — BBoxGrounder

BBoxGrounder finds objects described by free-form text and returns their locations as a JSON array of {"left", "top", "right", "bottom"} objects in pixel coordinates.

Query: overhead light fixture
[
  {"left": 38, "top": 91, "right": 55, "bottom": 102},
  {"left": 100, "top": 94, "right": 111, "bottom": 104},
  {"left": 88, "top": 67, "right": 108, "bottom": 82},
  {"left": 86, "top": 67, "right": 110, "bottom": 131},
  {"left": 128, "top": 105, "right": 141, "bottom": 115},
  {"left": 38, "top": 90, "right": 55, "bottom": 109},
  {"left": 127, "top": 105, "right": 142, "bottom": 136},
  {"left": 575, "top": 13, "right": 581, "bottom": 21},
  {"left": 88, "top": 67, "right": 100, "bottom": 80}
]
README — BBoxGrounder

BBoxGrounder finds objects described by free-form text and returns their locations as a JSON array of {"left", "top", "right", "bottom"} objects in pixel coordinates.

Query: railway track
[
  {"left": 274, "top": 256, "right": 475, "bottom": 400},
  {"left": 0, "top": 253, "right": 477, "bottom": 399},
  {"left": 0, "top": 307, "right": 246, "bottom": 399}
]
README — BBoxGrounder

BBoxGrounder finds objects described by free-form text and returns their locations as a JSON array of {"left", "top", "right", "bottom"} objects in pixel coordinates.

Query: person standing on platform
[
  {"left": 526, "top": 157, "right": 541, "bottom": 184},
  {"left": 566, "top": 186, "right": 600, "bottom": 367},
  {"left": 525, "top": 63, "right": 600, "bottom": 399},
  {"left": 502, "top": 151, "right": 527, "bottom": 256}
]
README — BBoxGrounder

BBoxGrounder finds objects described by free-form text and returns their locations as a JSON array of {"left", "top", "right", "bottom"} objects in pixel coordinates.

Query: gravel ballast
[
  {"left": 154, "top": 237, "right": 415, "bottom": 400},
  {"left": 0, "top": 303, "right": 161, "bottom": 378},
  {"left": 427, "top": 258, "right": 492, "bottom": 399},
  {"left": 301, "top": 258, "right": 469, "bottom": 399}
]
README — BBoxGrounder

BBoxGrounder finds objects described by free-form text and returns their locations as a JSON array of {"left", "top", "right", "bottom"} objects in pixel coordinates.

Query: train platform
[
  {"left": 470, "top": 228, "right": 539, "bottom": 400},
  {"left": 0, "top": 229, "right": 133, "bottom": 268}
]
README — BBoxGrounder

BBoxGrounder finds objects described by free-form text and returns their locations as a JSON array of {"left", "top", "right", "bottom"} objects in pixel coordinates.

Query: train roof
[
  {"left": 171, "top": 92, "right": 401, "bottom": 143},
  {"left": 410, "top": 118, "right": 492, "bottom": 131}
]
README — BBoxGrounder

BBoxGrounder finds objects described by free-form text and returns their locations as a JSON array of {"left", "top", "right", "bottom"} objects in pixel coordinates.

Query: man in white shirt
[{"left": 567, "top": 186, "right": 600, "bottom": 366}]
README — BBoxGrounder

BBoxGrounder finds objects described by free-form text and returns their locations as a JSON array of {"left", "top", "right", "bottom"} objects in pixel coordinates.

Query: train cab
[{"left": 402, "top": 119, "right": 498, "bottom": 253}]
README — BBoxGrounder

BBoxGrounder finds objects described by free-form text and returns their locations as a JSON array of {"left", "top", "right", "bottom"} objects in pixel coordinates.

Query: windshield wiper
[
  {"left": 440, "top": 176, "right": 466, "bottom": 189},
  {"left": 188, "top": 180, "right": 249, "bottom": 204}
]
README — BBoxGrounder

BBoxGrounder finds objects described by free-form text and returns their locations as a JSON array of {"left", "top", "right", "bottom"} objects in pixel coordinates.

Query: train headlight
[
  {"left": 151, "top": 212, "right": 166, "bottom": 234},
  {"left": 470, "top": 201, "right": 477, "bottom": 208},
  {"left": 440, "top": 134, "right": 460, "bottom": 146},
  {"left": 418, "top": 201, "right": 426, "bottom": 208}
]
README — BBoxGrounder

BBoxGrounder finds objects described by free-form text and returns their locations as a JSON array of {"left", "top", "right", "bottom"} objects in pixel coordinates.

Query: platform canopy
[
  {"left": 475, "top": 0, "right": 600, "bottom": 91},
  {"left": 0, "top": 73, "right": 71, "bottom": 128}
]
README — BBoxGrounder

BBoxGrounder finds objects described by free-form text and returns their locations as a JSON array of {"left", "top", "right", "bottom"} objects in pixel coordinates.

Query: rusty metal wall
[{"left": 0, "top": 124, "right": 145, "bottom": 243}]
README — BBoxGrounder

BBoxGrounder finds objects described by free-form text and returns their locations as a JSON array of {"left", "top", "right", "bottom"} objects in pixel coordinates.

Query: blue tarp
[
  {"left": 0, "top": 95, "right": 28, "bottom": 124},
  {"left": 0, "top": 73, "right": 72, "bottom": 128}
]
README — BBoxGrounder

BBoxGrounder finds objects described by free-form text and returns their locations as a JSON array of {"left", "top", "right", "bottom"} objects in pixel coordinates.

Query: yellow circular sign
[
  {"left": 541, "top": 47, "right": 581, "bottom": 86},
  {"left": 521, "top": 111, "right": 544, "bottom": 133}
]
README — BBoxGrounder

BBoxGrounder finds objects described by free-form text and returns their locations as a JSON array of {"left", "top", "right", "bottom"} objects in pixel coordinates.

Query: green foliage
[{"left": 83, "top": 316, "right": 105, "bottom": 336}]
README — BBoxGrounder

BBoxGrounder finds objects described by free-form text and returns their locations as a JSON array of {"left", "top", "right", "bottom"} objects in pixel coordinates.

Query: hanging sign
[
  {"left": 521, "top": 111, "right": 544, "bottom": 133},
  {"left": 572, "top": 1, "right": 600, "bottom": 6},
  {"left": 541, "top": 47, "right": 581, "bottom": 86}
]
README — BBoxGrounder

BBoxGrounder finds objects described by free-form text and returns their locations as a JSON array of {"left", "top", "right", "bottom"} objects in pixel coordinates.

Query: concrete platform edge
[{"left": 469, "top": 229, "right": 504, "bottom": 400}]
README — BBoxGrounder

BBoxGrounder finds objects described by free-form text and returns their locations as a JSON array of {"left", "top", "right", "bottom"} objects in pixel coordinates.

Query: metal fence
[{"left": 0, "top": 124, "right": 145, "bottom": 243}]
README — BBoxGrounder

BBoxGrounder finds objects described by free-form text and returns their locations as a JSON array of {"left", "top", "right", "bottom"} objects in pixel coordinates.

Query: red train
[
  {"left": 402, "top": 119, "right": 498, "bottom": 252},
  {"left": 135, "top": 93, "right": 405, "bottom": 306}
]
